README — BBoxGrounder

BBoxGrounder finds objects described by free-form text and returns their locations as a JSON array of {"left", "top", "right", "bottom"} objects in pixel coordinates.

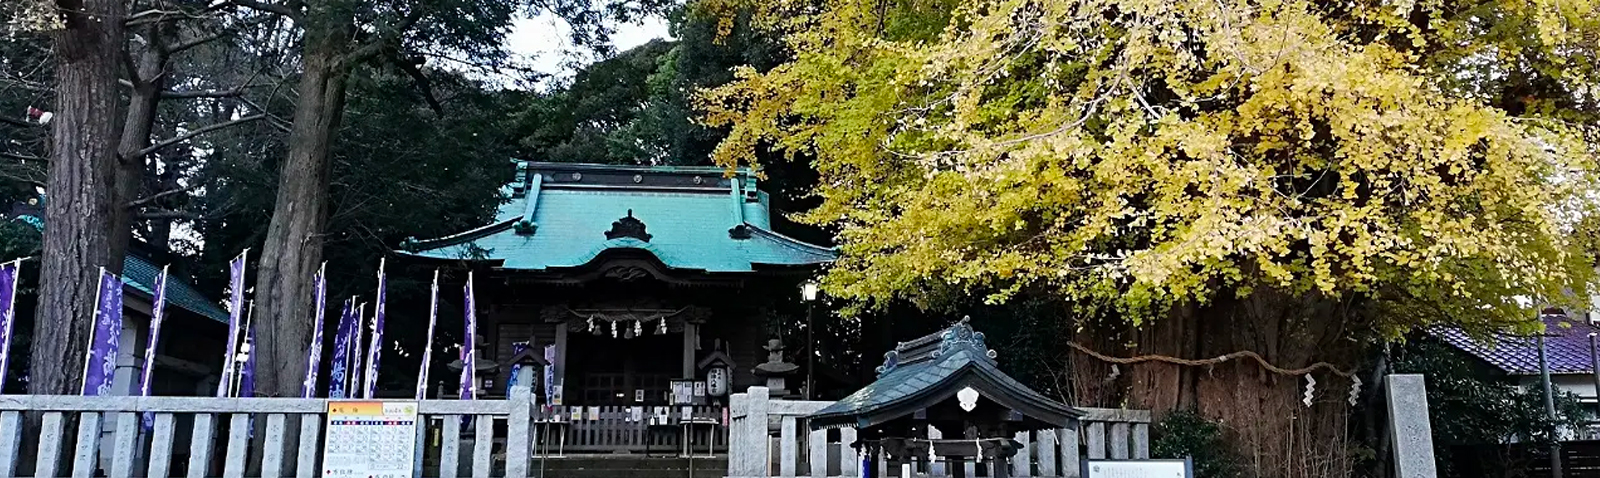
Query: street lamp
[
  {"left": 801, "top": 281, "right": 819, "bottom": 400},
  {"left": 1590, "top": 332, "right": 1600, "bottom": 432}
]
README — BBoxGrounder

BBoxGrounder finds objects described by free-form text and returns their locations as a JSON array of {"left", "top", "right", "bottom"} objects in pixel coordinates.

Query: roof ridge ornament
[
  {"left": 875, "top": 350, "right": 901, "bottom": 378},
  {"left": 605, "top": 209, "right": 652, "bottom": 242},
  {"left": 937, "top": 316, "right": 996, "bottom": 360}
]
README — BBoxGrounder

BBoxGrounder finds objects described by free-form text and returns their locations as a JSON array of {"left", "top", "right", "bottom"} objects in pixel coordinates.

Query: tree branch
[
  {"left": 336, "top": 8, "right": 427, "bottom": 70},
  {"left": 130, "top": 114, "right": 265, "bottom": 159},
  {"left": 161, "top": 87, "right": 250, "bottom": 99},
  {"left": 0, "top": 152, "right": 47, "bottom": 162},
  {"left": 164, "top": 70, "right": 267, "bottom": 99},
  {"left": 0, "top": 117, "right": 41, "bottom": 129},
  {"left": 228, "top": 0, "right": 301, "bottom": 22},
  {"left": 395, "top": 56, "right": 442, "bottom": 114},
  {"left": 238, "top": 98, "right": 293, "bottom": 133},
  {"left": 127, "top": 184, "right": 198, "bottom": 208},
  {"left": 169, "top": 29, "right": 233, "bottom": 54},
  {"left": 136, "top": 208, "right": 200, "bottom": 220},
  {"left": 122, "top": 49, "right": 143, "bottom": 86}
]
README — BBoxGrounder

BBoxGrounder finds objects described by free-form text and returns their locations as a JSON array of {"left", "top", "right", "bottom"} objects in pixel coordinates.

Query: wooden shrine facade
[{"left": 399, "top": 161, "right": 836, "bottom": 410}]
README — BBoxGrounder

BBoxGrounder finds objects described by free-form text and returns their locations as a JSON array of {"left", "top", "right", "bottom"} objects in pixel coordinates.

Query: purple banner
[
  {"left": 0, "top": 260, "right": 20, "bottom": 392},
  {"left": 301, "top": 264, "right": 327, "bottom": 398},
  {"left": 138, "top": 266, "right": 168, "bottom": 428},
  {"left": 328, "top": 299, "right": 355, "bottom": 399},
  {"left": 138, "top": 266, "right": 169, "bottom": 398},
  {"left": 350, "top": 302, "right": 367, "bottom": 395},
  {"left": 415, "top": 269, "right": 439, "bottom": 400},
  {"left": 543, "top": 344, "right": 556, "bottom": 405},
  {"left": 362, "top": 259, "right": 387, "bottom": 398},
  {"left": 460, "top": 272, "right": 477, "bottom": 400},
  {"left": 505, "top": 341, "right": 529, "bottom": 395},
  {"left": 216, "top": 251, "right": 247, "bottom": 397},
  {"left": 82, "top": 269, "right": 123, "bottom": 396}
]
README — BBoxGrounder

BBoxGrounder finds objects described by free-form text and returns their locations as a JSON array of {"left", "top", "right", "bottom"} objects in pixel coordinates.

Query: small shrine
[{"left": 808, "top": 318, "right": 1080, "bottom": 478}]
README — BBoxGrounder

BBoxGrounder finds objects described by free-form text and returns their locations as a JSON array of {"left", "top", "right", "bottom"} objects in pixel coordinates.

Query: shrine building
[{"left": 398, "top": 161, "right": 836, "bottom": 407}]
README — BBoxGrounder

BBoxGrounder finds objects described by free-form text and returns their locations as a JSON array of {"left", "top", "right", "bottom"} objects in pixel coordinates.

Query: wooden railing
[
  {"left": 531, "top": 405, "right": 727, "bottom": 454},
  {"left": 0, "top": 388, "right": 536, "bottom": 478},
  {"left": 726, "top": 387, "right": 1152, "bottom": 478}
]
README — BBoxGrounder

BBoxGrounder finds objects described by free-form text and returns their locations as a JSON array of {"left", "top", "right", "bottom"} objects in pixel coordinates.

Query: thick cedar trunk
[
  {"left": 252, "top": 31, "right": 349, "bottom": 397},
  {"left": 110, "top": 30, "right": 169, "bottom": 273},
  {"left": 29, "top": 0, "right": 126, "bottom": 394}
]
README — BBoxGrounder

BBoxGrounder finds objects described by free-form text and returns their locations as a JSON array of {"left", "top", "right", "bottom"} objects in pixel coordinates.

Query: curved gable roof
[
  {"left": 398, "top": 162, "right": 836, "bottom": 272},
  {"left": 808, "top": 319, "right": 1080, "bottom": 431}
]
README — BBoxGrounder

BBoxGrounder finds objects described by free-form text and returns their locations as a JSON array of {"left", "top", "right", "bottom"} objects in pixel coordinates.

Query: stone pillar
[
  {"left": 101, "top": 318, "right": 143, "bottom": 473},
  {"left": 729, "top": 386, "right": 770, "bottom": 478},
  {"left": 1385, "top": 374, "right": 1438, "bottom": 478}
]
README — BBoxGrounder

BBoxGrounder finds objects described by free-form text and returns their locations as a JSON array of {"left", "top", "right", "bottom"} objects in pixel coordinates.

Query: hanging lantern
[
  {"left": 698, "top": 348, "right": 734, "bottom": 398},
  {"left": 657, "top": 317, "right": 667, "bottom": 335},
  {"left": 587, "top": 317, "right": 596, "bottom": 333},
  {"left": 633, "top": 320, "right": 642, "bottom": 337},
  {"left": 611, "top": 320, "right": 619, "bottom": 338}
]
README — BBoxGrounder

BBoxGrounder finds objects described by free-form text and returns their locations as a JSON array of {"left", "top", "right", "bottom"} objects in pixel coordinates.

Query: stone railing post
[
  {"left": 507, "top": 386, "right": 533, "bottom": 478},
  {"left": 728, "top": 386, "right": 770, "bottom": 478}
]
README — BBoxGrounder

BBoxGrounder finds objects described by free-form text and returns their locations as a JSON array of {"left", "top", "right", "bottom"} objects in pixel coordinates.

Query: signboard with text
[
  {"left": 322, "top": 401, "right": 419, "bottom": 478},
  {"left": 1081, "top": 459, "right": 1192, "bottom": 478}
]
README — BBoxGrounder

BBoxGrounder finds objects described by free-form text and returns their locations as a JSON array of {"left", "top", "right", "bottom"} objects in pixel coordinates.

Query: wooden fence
[
  {"left": 726, "top": 387, "right": 1151, "bottom": 478},
  {"left": 1450, "top": 440, "right": 1600, "bottom": 478},
  {"left": 532, "top": 405, "right": 727, "bottom": 454}
]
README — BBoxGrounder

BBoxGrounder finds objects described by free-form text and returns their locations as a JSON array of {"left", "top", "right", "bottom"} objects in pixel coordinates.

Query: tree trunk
[
  {"left": 1082, "top": 288, "right": 1369, "bottom": 478},
  {"left": 252, "top": 30, "right": 349, "bottom": 398},
  {"left": 29, "top": 0, "right": 127, "bottom": 395},
  {"left": 110, "top": 27, "right": 169, "bottom": 273}
]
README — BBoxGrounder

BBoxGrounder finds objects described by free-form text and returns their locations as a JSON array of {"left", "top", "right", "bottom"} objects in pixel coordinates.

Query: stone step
[{"left": 529, "top": 455, "right": 728, "bottom": 478}]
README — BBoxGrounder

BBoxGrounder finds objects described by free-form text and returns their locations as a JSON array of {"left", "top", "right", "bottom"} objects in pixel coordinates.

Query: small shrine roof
[
  {"left": 5, "top": 198, "right": 227, "bottom": 322},
  {"left": 123, "top": 254, "right": 228, "bottom": 322},
  {"left": 808, "top": 319, "right": 1079, "bottom": 431},
  {"left": 397, "top": 161, "right": 836, "bottom": 272}
]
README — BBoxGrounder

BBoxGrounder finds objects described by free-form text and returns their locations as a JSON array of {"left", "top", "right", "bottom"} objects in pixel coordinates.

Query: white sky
[{"left": 503, "top": 13, "right": 673, "bottom": 87}]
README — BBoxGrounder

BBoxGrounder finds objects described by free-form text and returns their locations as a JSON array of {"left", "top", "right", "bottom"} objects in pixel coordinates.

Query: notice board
[{"left": 322, "top": 401, "right": 419, "bottom": 478}]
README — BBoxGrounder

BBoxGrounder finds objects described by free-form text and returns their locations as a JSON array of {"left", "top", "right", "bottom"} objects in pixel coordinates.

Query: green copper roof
[
  {"left": 123, "top": 254, "right": 228, "bottom": 323},
  {"left": 5, "top": 201, "right": 227, "bottom": 323},
  {"left": 399, "top": 162, "right": 836, "bottom": 272},
  {"left": 808, "top": 320, "right": 1080, "bottom": 431}
]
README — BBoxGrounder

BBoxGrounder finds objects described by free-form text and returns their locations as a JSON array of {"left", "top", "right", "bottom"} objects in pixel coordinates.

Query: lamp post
[
  {"left": 1591, "top": 332, "right": 1600, "bottom": 436},
  {"left": 1538, "top": 327, "right": 1561, "bottom": 477},
  {"left": 801, "top": 281, "right": 819, "bottom": 400}
]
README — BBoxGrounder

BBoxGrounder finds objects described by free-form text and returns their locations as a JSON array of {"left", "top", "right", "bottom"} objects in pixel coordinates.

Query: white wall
[{"left": 1515, "top": 374, "right": 1600, "bottom": 402}]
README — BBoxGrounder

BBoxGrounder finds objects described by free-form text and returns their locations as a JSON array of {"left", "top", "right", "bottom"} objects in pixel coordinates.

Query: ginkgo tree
[{"left": 699, "top": 0, "right": 1600, "bottom": 475}]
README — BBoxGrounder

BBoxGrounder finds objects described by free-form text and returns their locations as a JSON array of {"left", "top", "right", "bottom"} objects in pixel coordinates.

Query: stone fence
[
  {"left": 726, "top": 387, "right": 1152, "bottom": 478},
  {"left": 0, "top": 388, "right": 534, "bottom": 478}
]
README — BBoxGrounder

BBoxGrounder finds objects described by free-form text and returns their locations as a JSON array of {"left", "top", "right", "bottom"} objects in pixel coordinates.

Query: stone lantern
[
  {"left": 752, "top": 338, "right": 799, "bottom": 399},
  {"left": 447, "top": 334, "right": 501, "bottom": 393}
]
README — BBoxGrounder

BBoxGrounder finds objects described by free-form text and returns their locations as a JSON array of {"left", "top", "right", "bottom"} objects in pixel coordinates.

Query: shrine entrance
[{"left": 565, "top": 331, "right": 684, "bottom": 406}]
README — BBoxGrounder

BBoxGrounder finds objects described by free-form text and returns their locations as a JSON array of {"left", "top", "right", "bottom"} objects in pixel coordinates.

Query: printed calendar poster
[{"left": 322, "top": 401, "right": 419, "bottom": 478}]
